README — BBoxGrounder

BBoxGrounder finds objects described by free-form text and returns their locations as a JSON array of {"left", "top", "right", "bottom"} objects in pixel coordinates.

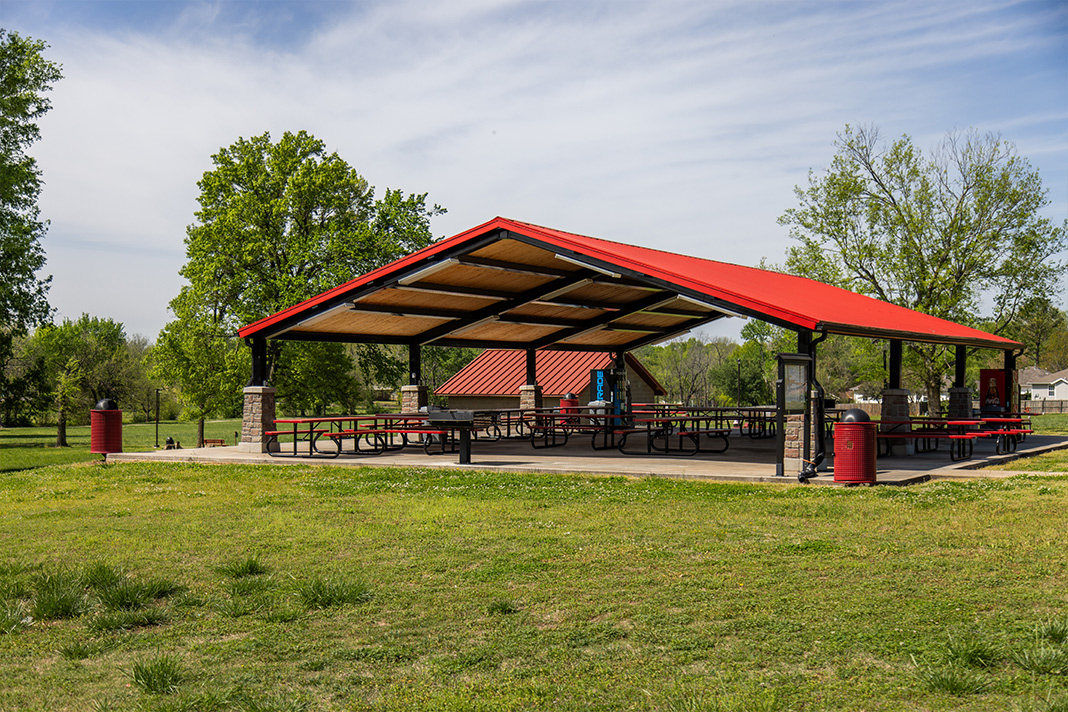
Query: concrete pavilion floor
[{"left": 108, "top": 428, "right": 1068, "bottom": 486}]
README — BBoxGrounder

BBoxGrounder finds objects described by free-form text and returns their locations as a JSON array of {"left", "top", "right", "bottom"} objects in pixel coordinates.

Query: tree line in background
[
  {"left": 636, "top": 295, "right": 1068, "bottom": 409},
  {"left": 2, "top": 32, "right": 1065, "bottom": 443}
]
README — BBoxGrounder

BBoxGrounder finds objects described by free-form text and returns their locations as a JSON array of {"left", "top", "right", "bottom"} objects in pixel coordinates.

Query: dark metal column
[
  {"left": 888, "top": 340, "right": 903, "bottom": 390},
  {"left": 249, "top": 337, "right": 267, "bottom": 386},
  {"left": 796, "top": 331, "right": 812, "bottom": 468},
  {"left": 409, "top": 344, "right": 421, "bottom": 386},
  {"left": 525, "top": 348, "right": 537, "bottom": 386},
  {"left": 955, "top": 345, "right": 967, "bottom": 389}
]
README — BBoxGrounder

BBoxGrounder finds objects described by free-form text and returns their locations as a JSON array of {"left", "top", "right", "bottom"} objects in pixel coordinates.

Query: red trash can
[
  {"left": 560, "top": 393, "right": 579, "bottom": 415},
  {"left": 90, "top": 399, "right": 123, "bottom": 456},
  {"left": 833, "top": 422, "right": 876, "bottom": 483}
]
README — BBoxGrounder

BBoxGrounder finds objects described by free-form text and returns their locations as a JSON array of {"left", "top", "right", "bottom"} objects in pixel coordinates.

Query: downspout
[{"left": 799, "top": 331, "right": 829, "bottom": 483}]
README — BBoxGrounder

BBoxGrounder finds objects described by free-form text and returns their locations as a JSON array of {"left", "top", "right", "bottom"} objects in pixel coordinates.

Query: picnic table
[
  {"left": 618, "top": 414, "right": 730, "bottom": 456},
  {"left": 527, "top": 408, "right": 627, "bottom": 450},
  {"left": 266, "top": 414, "right": 425, "bottom": 458},
  {"left": 267, "top": 410, "right": 518, "bottom": 461},
  {"left": 631, "top": 405, "right": 777, "bottom": 438},
  {"left": 872, "top": 415, "right": 1033, "bottom": 461}
]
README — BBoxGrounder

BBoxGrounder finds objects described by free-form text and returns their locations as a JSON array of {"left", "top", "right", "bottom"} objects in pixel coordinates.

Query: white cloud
[{"left": 14, "top": 0, "right": 1067, "bottom": 337}]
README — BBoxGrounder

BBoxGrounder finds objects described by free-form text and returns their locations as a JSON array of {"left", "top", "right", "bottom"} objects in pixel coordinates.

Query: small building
[
  {"left": 436, "top": 350, "right": 666, "bottom": 410},
  {"left": 1018, "top": 366, "right": 1053, "bottom": 399},
  {"left": 1029, "top": 367, "right": 1068, "bottom": 400}
]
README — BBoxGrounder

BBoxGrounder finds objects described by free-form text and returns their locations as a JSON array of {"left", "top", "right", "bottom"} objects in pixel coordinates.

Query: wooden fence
[{"left": 1021, "top": 400, "right": 1068, "bottom": 414}]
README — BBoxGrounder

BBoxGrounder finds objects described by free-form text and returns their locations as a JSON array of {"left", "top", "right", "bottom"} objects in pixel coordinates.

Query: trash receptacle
[
  {"left": 833, "top": 420, "right": 876, "bottom": 483},
  {"left": 90, "top": 398, "right": 123, "bottom": 456},
  {"left": 560, "top": 393, "right": 579, "bottom": 414}
]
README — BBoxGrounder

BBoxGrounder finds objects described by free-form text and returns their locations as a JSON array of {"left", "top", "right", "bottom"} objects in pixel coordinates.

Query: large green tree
[
  {"left": 154, "top": 292, "right": 246, "bottom": 447},
  {"left": 0, "top": 31, "right": 62, "bottom": 420},
  {"left": 165, "top": 130, "right": 443, "bottom": 408},
  {"left": 780, "top": 125, "right": 1066, "bottom": 406},
  {"left": 29, "top": 315, "right": 133, "bottom": 446},
  {"left": 1008, "top": 297, "right": 1066, "bottom": 371}
]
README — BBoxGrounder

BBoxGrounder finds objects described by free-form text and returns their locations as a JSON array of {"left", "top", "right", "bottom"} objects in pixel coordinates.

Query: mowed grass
[
  {"left": 0, "top": 419, "right": 243, "bottom": 473},
  {"left": 0, "top": 462, "right": 1066, "bottom": 711}
]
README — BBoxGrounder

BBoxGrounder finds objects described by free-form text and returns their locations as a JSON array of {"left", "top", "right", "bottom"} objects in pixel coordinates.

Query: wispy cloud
[{"left": 5, "top": 0, "right": 1065, "bottom": 336}]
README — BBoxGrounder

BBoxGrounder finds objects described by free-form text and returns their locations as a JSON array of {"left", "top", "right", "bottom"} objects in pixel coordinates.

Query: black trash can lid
[
  {"left": 94, "top": 398, "right": 119, "bottom": 411},
  {"left": 841, "top": 408, "right": 871, "bottom": 423}
]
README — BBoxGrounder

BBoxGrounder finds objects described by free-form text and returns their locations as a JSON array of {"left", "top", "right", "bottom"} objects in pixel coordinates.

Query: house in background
[
  {"left": 1029, "top": 367, "right": 1068, "bottom": 401},
  {"left": 1017, "top": 366, "right": 1052, "bottom": 400},
  {"left": 436, "top": 350, "right": 666, "bottom": 410}
]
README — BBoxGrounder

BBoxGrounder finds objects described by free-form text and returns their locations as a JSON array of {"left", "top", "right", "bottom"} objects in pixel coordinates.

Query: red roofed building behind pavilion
[{"left": 436, "top": 349, "right": 666, "bottom": 411}]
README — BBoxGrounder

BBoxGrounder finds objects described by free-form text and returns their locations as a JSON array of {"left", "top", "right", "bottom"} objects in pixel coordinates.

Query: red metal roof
[
  {"left": 436, "top": 350, "right": 665, "bottom": 397},
  {"left": 238, "top": 216, "right": 1021, "bottom": 350}
]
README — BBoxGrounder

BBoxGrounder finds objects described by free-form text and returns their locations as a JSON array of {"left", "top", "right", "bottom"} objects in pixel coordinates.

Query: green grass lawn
[
  {"left": 0, "top": 419, "right": 243, "bottom": 473},
  {"left": 0, "top": 461, "right": 1066, "bottom": 711}
]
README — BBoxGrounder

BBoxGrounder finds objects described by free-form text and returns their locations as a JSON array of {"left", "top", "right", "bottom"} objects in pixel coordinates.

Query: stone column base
[
  {"left": 947, "top": 387, "right": 973, "bottom": 420},
  {"left": 519, "top": 384, "right": 543, "bottom": 410},
  {"left": 880, "top": 388, "right": 913, "bottom": 456},
  {"left": 401, "top": 385, "right": 428, "bottom": 413},
  {"left": 783, "top": 413, "right": 805, "bottom": 475},
  {"left": 240, "top": 386, "right": 276, "bottom": 453}
]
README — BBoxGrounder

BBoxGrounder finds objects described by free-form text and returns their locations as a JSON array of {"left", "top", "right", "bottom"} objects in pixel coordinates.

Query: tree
[
  {"left": 638, "top": 335, "right": 735, "bottom": 405},
  {"left": 0, "top": 332, "right": 49, "bottom": 425},
  {"left": 0, "top": 31, "right": 62, "bottom": 419},
  {"left": 708, "top": 342, "right": 773, "bottom": 406},
  {"left": 123, "top": 334, "right": 165, "bottom": 423},
  {"left": 423, "top": 346, "right": 481, "bottom": 407},
  {"left": 1008, "top": 297, "right": 1066, "bottom": 370},
  {"left": 169, "top": 130, "right": 444, "bottom": 409},
  {"left": 780, "top": 125, "right": 1067, "bottom": 405},
  {"left": 29, "top": 315, "right": 132, "bottom": 445},
  {"left": 154, "top": 292, "right": 246, "bottom": 447}
]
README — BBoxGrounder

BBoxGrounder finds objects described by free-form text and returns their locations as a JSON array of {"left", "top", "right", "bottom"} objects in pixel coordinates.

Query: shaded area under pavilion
[{"left": 235, "top": 217, "right": 1023, "bottom": 476}]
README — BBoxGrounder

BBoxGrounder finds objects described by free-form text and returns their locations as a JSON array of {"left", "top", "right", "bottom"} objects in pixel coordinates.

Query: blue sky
[{"left": 3, "top": 0, "right": 1066, "bottom": 339}]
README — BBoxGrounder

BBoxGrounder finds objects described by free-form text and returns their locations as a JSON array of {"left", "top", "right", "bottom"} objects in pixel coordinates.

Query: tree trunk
[
  {"left": 926, "top": 382, "right": 943, "bottom": 417},
  {"left": 197, "top": 418, "right": 205, "bottom": 448},
  {"left": 56, "top": 407, "right": 68, "bottom": 447}
]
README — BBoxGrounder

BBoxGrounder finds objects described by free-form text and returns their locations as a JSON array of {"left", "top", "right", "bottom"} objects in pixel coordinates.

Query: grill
[{"left": 426, "top": 410, "right": 476, "bottom": 464}]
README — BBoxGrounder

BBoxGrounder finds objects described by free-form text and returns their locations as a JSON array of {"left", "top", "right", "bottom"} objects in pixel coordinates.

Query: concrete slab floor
[{"left": 106, "top": 432, "right": 1068, "bottom": 487}]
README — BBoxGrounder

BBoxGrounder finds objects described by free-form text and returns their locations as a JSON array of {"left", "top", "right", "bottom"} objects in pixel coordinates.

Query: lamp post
[{"left": 155, "top": 388, "right": 161, "bottom": 448}]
